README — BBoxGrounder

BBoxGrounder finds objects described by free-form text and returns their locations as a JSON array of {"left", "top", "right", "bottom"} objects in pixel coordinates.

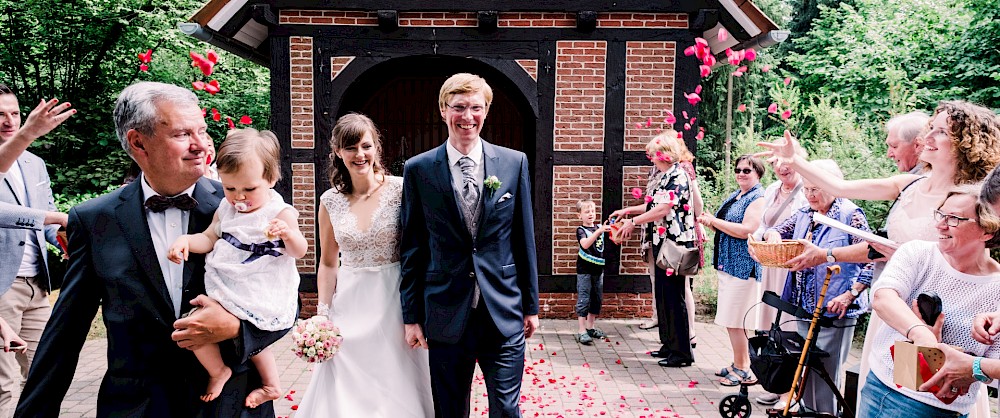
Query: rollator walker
[{"left": 719, "top": 265, "right": 855, "bottom": 418}]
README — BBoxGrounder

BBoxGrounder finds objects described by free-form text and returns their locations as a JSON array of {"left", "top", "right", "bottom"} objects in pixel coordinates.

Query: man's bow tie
[{"left": 144, "top": 194, "right": 198, "bottom": 212}]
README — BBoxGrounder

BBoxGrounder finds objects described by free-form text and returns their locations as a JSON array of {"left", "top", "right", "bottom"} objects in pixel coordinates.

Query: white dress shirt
[{"left": 140, "top": 174, "right": 196, "bottom": 317}]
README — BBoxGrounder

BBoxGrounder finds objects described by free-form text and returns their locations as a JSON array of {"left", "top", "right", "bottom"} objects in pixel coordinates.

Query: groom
[{"left": 400, "top": 73, "right": 539, "bottom": 418}]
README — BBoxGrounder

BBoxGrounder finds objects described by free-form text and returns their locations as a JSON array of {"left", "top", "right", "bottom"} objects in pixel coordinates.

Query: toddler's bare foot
[
  {"left": 200, "top": 366, "right": 232, "bottom": 402},
  {"left": 245, "top": 384, "right": 281, "bottom": 409}
]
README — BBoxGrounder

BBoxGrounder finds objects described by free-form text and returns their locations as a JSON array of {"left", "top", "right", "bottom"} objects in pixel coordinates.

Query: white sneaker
[{"left": 755, "top": 392, "right": 781, "bottom": 405}]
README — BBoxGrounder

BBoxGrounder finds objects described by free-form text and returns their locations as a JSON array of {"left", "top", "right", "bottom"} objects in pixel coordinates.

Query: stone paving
[{"left": 55, "top": 319, "right": 861, "bottom": 418}]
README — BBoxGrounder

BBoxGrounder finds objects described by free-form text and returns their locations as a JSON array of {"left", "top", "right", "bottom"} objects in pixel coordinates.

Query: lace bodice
[
  {"left": 886, "top": 177, "right": 939, "bottom": 243},
  {"left": 320, "top": 176, "right": 402, "bottom": 268}
]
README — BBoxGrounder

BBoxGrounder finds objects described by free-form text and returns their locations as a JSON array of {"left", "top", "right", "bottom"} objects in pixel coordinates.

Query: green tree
[{"left": 0, "top": 0, "right": 270, "bottom": 196}]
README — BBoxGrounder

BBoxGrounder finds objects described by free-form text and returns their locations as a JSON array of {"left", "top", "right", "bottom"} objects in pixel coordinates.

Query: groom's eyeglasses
[{"left": 446, "top": 104, "right": 486, "bottom": 115}]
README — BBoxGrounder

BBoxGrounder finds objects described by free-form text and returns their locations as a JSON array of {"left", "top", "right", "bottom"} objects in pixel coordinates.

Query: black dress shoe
[
  {"left": 658, "top": 358, "right": 693, "bottom": 368},
  {"left": 649, "top": 350, "right": 668, "bottom": 358}
]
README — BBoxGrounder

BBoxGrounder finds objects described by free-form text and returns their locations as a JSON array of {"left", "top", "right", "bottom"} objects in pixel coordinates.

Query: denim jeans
[
  {"left": 858, "top": 371, "right": 966, "bottom": 418},
  {"left": 575, "top": 273, "right": 603, "bottom": 317}
]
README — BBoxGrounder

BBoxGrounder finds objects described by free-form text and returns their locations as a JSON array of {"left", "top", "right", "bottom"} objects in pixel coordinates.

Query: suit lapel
[
  {"left": 114, "top": 181, "right": 175, "bottom": 317},
  {"left": 18, "top": 155, "right": 37, "bottom": 207},
  {"left": 476, "top": 141, "right": 499, "bottom": 239},
  {"left": 183, "top": 178, "right": 222, "bottom": 290}
]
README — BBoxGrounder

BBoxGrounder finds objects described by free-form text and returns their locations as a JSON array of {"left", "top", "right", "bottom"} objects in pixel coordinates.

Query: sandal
[
  {"left": 719, "top": 366, "right": 757, "bottom": 387},
  {"left": 715, "top": 363, "right": 735, "bottom": 378}
]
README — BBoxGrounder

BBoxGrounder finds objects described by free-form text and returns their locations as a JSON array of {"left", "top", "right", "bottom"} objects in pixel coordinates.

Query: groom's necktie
[{"left": 457, "top": 156, "right": 479, "bottom": 233}]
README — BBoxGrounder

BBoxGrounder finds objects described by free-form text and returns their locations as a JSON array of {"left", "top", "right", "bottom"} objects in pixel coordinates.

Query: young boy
[{"left": 575, "top": 200, "right": 611, "bottom": 345}]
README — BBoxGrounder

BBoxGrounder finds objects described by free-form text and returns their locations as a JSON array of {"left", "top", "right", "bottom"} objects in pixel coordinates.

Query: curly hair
[
  {"left": 934, "top": 101, "right": 1000, "bottom": 185},
  {"left": 328, "top": 113, "right": 386, "bottom": 195}
]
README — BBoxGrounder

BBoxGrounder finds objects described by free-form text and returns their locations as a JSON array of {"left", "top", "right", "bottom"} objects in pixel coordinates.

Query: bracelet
[
  {"left": 317, "top": 302, "right": 331, "bottom": 316},
  {"left": 904, "top": 323, "right": 931, "bottom": 340}
]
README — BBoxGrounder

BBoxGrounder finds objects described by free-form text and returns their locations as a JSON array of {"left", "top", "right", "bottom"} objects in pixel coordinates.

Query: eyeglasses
[
  {"left": 734, "top": 168, "right": 754, "bottom": 175},
  {"left": 933, "top": 209, "right": 974, "bottom": 227},
  {"left": 446, "top": 104, "right": 486, "bottom": 115},
  {"left": 802, "top": 187, "right": 823, "bottom": 196}
]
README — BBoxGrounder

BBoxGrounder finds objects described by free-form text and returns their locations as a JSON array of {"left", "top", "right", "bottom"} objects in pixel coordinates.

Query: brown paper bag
[{"left": 892, "top": 340, "right": 955, "bottom": 391}]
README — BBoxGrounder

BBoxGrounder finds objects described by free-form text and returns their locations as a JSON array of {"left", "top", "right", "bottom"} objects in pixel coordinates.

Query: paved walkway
[{"left": 56, "top": 319, "right": 860, "bottom": 418}]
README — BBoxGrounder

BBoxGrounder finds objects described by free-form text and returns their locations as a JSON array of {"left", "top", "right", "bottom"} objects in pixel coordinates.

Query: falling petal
[
  {"left": 695, "top": 131, "right": 705, "bottom": 140},
  {"left": 690, "top": 117, "right": 697, "bottom": 125},
  {"left": 682, "top": 111, "right": 689, "bottom": 119},
  {"left": 781, "top": 109, "right": 792, "bottom": 120},
  {"left": 737, "top": 66, "right": 747, "bottom": 73},
  {"left": 695, "top": 85, "right": 702, "bottom": 94},
  {"left": 737, "top": 104, "right": 747, "bottom": 112},
  {"left": 206, "top": 49, "right": 219, "bottom": 64},
  {"left": 762, "top": 65, "right": 771, "bottom": 72},
  {"left": 683, "top": 45, "right": 696, "bottom": 56},
  {"left": 201, "top": 108, "right": 207, "bottom": 118},
  {"left": 683, "top": 123, "right": 691, "bottom": 130},
  {"left": 784, "top": 77, "right": 791, "bottom": 86},
  {"left": 767, "top": 103, "right": 778, "bottom": 114},
  {"left": 239, "top": 115, "right": 252, "bottom": 124},
  {"left": 646, "top": 117, "right": 652, "bottom": 128},
  {"left": 724, "top": 48, "right": 733, "bottom": 58},
  {"left": 635, "top": 122, "right": 643, "bottom": 130},
  {"left": 732, "top": 70, "right": 744, "bottom": 77},
  {"left": 694, "top": 37, "right": 708, "bottom": 48},
  {"left": 138, "top": 49, "right": 153, "bottom": 63},
  {"left": 684, "top": 92, "right": 701, "bottom": 106},
  {"left": 205, "top": 80, "right": 221, "bottom": 95},
  {"left": 211, "top": 108, "right": 221, "bottom": 122},
  {"left": 699, "top": 65, "right": 711, "bottom": 78},
  {"left": 664, "top": 111, "right": 677, "bottom": 125},
  {"left": 728, "top": 53, "right": 741, "bottom": 66},
  {"left": 702, "top": 54, "right": 716, "bottom": 67},
  {"left": 139, "top": 64, "right": 148, "bottom": 72},
  {"left": 227, "top": 117, "right": 235, "bottom": 130},
  {"left": 717, "top": 28, "right": 729, "bottom": 42},
  {"left": 644, "top": 195, "right": 653, "bottom": 203},
  {"left": 192, "top": 81, "right": 206, "bottom": 91},
  {"left": 631, "top": 187, "right": 643, "bottom": 200},
  {"left": 745, "top": 48, "right": 757, "bottom": 61}
]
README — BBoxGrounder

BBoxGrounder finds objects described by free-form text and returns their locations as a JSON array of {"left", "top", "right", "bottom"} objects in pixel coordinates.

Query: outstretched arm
[
  {"left": 757, "top": 130, "right": 917, "bottom": 201},
  {"left": 0, "top": 99, "right": 75, "bottom": 173}
]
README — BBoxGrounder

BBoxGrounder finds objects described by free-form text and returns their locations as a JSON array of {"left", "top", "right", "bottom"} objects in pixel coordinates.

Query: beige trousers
[{"left": 0, "top": 277, "right": 52, "bottom": 418}]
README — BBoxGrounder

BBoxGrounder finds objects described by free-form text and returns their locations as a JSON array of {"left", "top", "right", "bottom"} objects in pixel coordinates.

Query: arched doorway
[{"left": 338, "top": 56, "right": 535, "bottom": 176}]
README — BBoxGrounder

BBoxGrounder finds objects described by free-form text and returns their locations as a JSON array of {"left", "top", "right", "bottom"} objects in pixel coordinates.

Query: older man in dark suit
[
  {"left": 16, "top": 82, "right": 287, "bottom": 418},
  {"left": 400, "top": 73, "right": 539, "bottom": 418}
]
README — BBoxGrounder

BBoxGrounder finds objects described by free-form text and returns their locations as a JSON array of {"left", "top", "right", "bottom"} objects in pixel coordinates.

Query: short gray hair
[
  {"left": 982, "top": 165, "right": 1000, "bottom": 207},
  {"left": 114, "top": 82, "right": 199, "bottom": 156},
  {"left": 886, "top": 111, "right": 930, "bottom": 144}
]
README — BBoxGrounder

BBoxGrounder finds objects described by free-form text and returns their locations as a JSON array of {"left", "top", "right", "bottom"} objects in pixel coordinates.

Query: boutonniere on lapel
[{"left": 484, "top": 175, "right": 502, "bottom": 194}]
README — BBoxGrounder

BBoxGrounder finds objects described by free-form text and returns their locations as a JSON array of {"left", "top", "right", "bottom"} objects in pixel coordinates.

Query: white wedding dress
[{"left": 296, "top": 176, "right": 434, "bottom": 417}]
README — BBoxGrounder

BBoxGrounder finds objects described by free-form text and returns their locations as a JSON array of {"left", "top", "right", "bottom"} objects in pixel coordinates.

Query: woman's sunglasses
[{"left": 734, "top": 168, "right": 754, "bottom": 175}]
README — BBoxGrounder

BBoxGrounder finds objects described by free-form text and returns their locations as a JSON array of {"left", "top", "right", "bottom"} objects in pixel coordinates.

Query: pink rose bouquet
[{"left": 291, "top": 316, "right": 342, "bottom": 363}]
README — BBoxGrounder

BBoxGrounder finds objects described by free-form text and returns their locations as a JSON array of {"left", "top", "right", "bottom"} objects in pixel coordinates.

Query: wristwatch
[
  {"left": 849, "top": 287, "right": 861, "bottom": 298},
  {"left": 973, "top": 357, "right": 992, "bottom": 383},
  {"left": 826, "top": 248, "right": 836, "bottom": 263}
]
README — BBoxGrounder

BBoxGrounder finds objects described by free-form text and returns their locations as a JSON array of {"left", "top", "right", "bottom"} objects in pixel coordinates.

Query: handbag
[{"left": 655, "top": 240, "right": 700, "bottom": 275}]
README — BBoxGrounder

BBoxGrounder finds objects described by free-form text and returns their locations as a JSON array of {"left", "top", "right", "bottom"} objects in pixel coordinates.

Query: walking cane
[{"left": 782, "top": 265, "right": 840, "bottom": 417}]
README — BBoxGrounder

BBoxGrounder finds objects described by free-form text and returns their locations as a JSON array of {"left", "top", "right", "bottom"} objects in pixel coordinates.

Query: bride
[{"left": 296, "top": 113, "right": 434, "bottom": 416}]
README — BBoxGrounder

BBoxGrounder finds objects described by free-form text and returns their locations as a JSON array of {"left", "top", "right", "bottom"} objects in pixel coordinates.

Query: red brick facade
[{"left": 280, "top": 10, "right": 690, "bottom": 318}]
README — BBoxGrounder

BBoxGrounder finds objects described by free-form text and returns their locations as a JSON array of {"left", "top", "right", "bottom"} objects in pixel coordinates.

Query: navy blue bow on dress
[{"left": 221, "top": 232, "right": 285, "bottom": 264}]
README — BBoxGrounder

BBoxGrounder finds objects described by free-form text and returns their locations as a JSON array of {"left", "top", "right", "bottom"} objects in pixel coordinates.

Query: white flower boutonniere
[{"left": 484, "top": 175, "right": 502, "bottom": 193}]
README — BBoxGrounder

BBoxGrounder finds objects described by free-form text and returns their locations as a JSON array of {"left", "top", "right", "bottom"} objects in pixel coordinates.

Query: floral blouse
[{"left": 642, "top": 163, "right": 696, "bottom": 250}]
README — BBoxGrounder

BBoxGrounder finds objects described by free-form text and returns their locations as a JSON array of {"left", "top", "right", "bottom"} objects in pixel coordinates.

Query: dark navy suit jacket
[
  {"left": 400, "top": 140, "right": 539, "bottom": 343},
  {"left": 16, "top": 177, "right": 287, "bottom": 418}
]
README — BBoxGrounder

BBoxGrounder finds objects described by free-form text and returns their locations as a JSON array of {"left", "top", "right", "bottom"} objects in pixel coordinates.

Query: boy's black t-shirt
[{"left": 576, "top": 225, "right": 605, "bottom": 274}]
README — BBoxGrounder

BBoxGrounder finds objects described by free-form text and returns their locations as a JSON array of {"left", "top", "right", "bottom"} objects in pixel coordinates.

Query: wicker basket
[{"left": 748, "top": 234, "right": 805, "bottom": 268}]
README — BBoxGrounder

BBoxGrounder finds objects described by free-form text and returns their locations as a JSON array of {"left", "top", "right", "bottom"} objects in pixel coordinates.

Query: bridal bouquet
[{"left": 291, "top": 316, "right": 342, "bottom": 363}]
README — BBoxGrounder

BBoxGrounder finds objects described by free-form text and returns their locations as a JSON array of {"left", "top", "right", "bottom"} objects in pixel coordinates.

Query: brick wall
[
  {"left": 551, "top": 166, "right": 603, "bottom": 275},
  {"left": 540, "top": 292, "right": 653, "bottom": 319},
  {"left": 289, "top": 36, "right": 314, "bottom": 150},
  {"left": 279, "top": 11, "right": 687, "bottom": 28},
  {"left": 330, "top": 57, "right": 355, "bottom": 81},
  {"left": 620, "top": 166, "right": 649, "bottom": 275},
  {"left": 516, "top": 59, "right": 538, "bottom": 81},
  {"left": 624, "top": 41, "right": 677, "bottom": 151},
  {"left": 553, "top": 41, "right": 606, "bottom": 151},
  {"left": 291, "top": 163, "right": 316, "bottom": 274}
]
